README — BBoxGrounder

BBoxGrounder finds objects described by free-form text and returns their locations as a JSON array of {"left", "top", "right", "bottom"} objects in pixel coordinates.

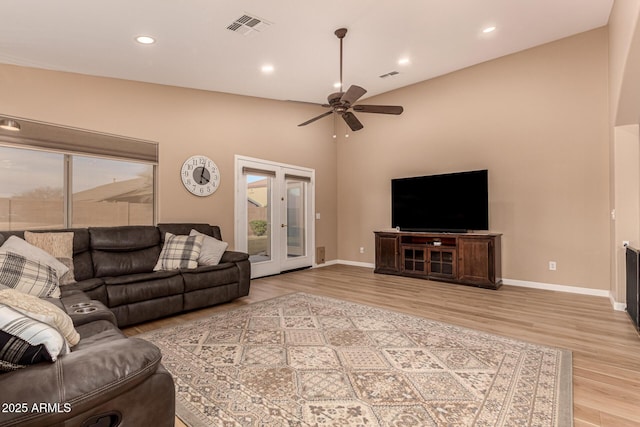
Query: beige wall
[
  {"left": 608, "top": 0, "right": 640, "bottom": 303},
  {"left": 0, "top": 64, "right": 338, "bottom": 258},
  {"left": 609, "top": 0, "right": 640, "bottom": 126},
  {"left": 0, "top": 25, "right": 621, "bottom": 293},
  {"left": 337, "top": 28, "right": 610, "bottom": 290}
]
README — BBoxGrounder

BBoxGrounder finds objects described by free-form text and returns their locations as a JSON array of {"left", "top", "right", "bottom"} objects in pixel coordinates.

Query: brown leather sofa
[
  {"left": 0, "top": 223, "right": 251, "bottom": 327},
  {"left": 0, "top": 223, "right": 251, "bottom": 426},
  {"left": 0, "top": 291, "right": 175, "bottom": 427}
]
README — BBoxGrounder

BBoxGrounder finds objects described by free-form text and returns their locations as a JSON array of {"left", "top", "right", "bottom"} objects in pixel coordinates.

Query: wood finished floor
[{"left": 123, "top": 264, "right": 640, "bottom": 427}]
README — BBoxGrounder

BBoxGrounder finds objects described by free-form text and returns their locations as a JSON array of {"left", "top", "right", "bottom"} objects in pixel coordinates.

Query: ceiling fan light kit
[{"left": 298, "top": 28, "right": 403, "bottom": 133}]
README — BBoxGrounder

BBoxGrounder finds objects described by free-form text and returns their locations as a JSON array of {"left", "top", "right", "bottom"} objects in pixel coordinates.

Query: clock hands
[{"left": 195, "top": 167, "right": 210, "bottom": 185}]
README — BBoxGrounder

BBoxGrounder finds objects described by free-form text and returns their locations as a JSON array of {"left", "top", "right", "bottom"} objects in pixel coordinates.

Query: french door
[{"left": 235, "top": 156, "right": 315, "bottom": 278}]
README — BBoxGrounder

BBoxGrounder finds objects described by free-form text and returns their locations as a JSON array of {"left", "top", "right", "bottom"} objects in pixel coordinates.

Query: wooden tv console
[{"left": 374, "top": 231, "right": 502, "bottom": 289}]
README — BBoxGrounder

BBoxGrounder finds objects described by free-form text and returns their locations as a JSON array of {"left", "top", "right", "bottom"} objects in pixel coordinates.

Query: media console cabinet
[{"left": 374, "top": 231, "right": 502, "bottom": 289}]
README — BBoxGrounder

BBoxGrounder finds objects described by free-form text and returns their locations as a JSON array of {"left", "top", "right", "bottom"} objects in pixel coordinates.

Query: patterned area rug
[{"left": 138, "top": 292, "right": 572, "bottom": 426}]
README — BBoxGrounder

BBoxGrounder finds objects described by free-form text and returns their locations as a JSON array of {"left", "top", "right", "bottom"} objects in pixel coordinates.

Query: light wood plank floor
[{"left": 124, "top": 264, "right": 640, "bottom": 427}]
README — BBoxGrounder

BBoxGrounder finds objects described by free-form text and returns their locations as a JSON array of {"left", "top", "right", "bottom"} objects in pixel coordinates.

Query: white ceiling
[{"left": 0, "top": 1, "right": 613, "bottom": 104}]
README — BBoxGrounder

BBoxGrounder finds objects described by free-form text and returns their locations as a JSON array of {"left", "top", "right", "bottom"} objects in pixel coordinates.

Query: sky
[{"left": 0, "top": 145, "right": 151, "bottom": 198}]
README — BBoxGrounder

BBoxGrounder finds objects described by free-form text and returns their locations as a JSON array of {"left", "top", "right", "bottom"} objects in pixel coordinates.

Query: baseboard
[
  {"left": 498, "top": 279, "right": 626, "bottom": 311},
  {"left": 502, "top": 278, "right": 608, "bottom": 297},
  {"left": 316, "top": 261, "right": 626, "bottom": 311},
  {"left": 312, "top": 259, "right": 339, "bottom": 268},
  {"left": 336, "top": 260, "right": 376, "bottom": 268},
  {"left": 313, "top": 259, "right": 374, "bottom": 269},
  {"left": 609, "top": 296, "right": 627, "bottom": 312}
]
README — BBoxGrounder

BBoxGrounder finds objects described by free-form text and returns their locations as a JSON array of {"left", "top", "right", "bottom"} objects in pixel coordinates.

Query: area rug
[{"left": 138, "top": 292, "right": 573, "bottom": 426}]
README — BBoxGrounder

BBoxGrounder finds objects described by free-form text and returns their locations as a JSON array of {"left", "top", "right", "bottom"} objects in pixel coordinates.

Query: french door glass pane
[
  {"left": 246, "top": 174, "right": 272, "bottom": 262},
  {"left": 286, "top": 179, "right": 306, "bottom": 258},
  {"left": 0, "top": 146, "right": 64, "bottom": 230},
  {"left": 72, "top": 156, "right": 154, "bottom": 227}
]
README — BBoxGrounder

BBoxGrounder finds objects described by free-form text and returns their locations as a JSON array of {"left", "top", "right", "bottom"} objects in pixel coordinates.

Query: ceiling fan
[{"left": 298, "top": 28, "right": 404, "bottom": 132}]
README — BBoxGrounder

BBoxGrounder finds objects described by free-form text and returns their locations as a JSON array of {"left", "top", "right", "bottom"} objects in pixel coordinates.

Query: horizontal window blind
[
  {"left": 284, "top": 174, "right": 311, "bottom": 182},
  {"left": 242, "top": 167, "right": 276, "bottom": 177},
  {"left": 0, "top": 115, "right": 158, "bottom": 163}
]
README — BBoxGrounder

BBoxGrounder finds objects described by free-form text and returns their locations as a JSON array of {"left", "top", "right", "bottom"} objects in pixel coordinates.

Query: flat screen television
[{"left": 391, "top": 169, "right": 489, "bottom": 232}]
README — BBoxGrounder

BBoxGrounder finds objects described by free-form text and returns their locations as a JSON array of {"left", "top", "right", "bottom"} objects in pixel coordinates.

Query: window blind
[
  {"left": 242, "top": 167, "right": 276, "bottom": 177},
  {"left": 0, "top": 115, "right": 158, "bottom": 164}
]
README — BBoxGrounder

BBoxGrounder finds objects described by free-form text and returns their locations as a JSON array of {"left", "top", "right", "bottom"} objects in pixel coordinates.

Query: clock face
[{"left": 181, "top": 155, "right": 220, "bottom": 197}]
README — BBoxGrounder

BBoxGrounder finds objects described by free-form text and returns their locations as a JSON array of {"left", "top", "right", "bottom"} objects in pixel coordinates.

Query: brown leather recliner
[{"left": 0, "top": 291, "right": 175, "bottom": 427}]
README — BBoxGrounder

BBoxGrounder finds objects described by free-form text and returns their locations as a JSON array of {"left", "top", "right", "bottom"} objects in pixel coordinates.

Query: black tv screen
[{"left": 391, "top": 169, "right": 489, "bottom": 232}]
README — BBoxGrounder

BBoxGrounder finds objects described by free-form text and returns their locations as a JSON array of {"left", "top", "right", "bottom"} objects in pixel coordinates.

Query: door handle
[{"left": 281, "top": 224, "right": 287, "bottom": 228}]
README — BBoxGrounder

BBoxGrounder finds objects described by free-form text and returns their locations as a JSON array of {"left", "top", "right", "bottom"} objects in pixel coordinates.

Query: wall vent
[
  {"left": 379, "top": 71, "right": 400, "bottom": 78},
  {"left": 227, "top": 14, "right": 272, "bottom": 36}
]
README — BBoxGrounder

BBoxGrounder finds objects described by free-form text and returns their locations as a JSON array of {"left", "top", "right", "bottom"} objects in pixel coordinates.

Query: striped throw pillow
[{"left": 0, "top": 303, "right": 68, "bottom": 371}]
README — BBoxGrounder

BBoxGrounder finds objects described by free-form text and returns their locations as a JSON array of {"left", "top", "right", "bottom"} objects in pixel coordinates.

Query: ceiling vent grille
[
  {"left": 227, "top": 14, "right": 272, "bottom": 36},
  {"left": 379, "top": 71, "right": 400, "bottom": 79}
]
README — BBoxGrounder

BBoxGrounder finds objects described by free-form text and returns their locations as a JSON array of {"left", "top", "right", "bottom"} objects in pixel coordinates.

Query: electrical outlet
[
  {"left": 359, "top": 247, "right": 365, "bottom": 254},
  {"left": 549, "top": 261, "right": 557, "bottom": 271}
]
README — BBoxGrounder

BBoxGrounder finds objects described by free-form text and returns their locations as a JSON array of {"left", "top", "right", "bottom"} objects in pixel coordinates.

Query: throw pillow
[
  {"left": 0, "top": 303, "right": 68, "bottom": 371},
  {"left": 24, "top": 231, "right": 76, "bottom": 285},
  {"left": 153, "top": 232, "right": 204, "bottom": 271},
  {"left": 0, "top": 289, "right": 80, "bottom": 346},
  {"left": 189, "top": 229, "right": 228, "bottom": 266},
  {"left": 0, "top": 252, "right": 61, "bottom": 298},
  {"left": 0, "top": 235, "right": 69, "bottom": 281}
]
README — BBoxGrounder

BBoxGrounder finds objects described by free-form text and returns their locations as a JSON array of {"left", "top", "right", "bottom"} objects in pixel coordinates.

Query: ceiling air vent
[
  {"left": 379, "top": 71, "right": 400, "bottom": 78},
  {"left": 227, "top": 14, "right": 272, "bottom": 36}
]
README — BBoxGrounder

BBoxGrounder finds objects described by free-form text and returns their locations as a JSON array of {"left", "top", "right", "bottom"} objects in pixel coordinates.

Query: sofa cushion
[
  {"left": 0, "top": 235, "right": 69, "bottom": 280},
  {"left": 24, "top": 231, "right": 76, "bottom": 285},
  {"left": 181, "top": 262, "right": 238, "bottom": 292},
  {"left": 153, "top": 233, "right": 203, "bottom": 271},
  {"left": 158, "top": 223, "right": 221, "bottom": 240},
  {"left": 106, "top": 270, "right": 184, "bottom": 307},
  {"left": 112, "top": 295, "right": 183, "bottom": 327},
  {"left": 68, "top": 229, "right": 93, "bottom": 281},
  {"left": 0, "top": 252, "right": 61, "bottom": 298},
  {"left": 90, "top": 226, "right": 162, "bottom": 277},
  {"left": 73, "top": 320, "right": 126, "bottom": 350},
  {"left": 0, "top": 289, "right": 80, "bottom": 346},
  {"left": 190, "top": 229, "right": 228, "bottom": 265},
  {"left": 0, "top": 303, "right": 68, "bottom": 370},
  {"left": 0, "top": 330, "right": 51, "bottom": 371},
  {"left": 90, "top": 226, "right": 160, "bottom": 251}
]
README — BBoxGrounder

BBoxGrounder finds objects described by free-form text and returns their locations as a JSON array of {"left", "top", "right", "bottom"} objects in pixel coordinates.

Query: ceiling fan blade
[
  {"left": 298, "top": 111, "right": 333, "bottom": 127},
  {"left": 340, "top": 85, "right": 367, "bottom": 106},
  {"left": 353, "top": 105, "right": 404, "bottom": 115},
  {"left": 342, "top": 112, "right": 364, "bottom": 131}
]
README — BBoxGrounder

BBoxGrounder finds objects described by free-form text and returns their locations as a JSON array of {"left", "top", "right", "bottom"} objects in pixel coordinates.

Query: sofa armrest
[
  {"left": 60, "top": 278, "right": 104, "bottom": 294},
  {"left": 221, "top": 250, "right": 249, "bottom": 263},
  {"left": 60, "top": 278, "right": 108, "bottom": 306},
  {"left": 0, "top": 338, "right": 165, "bottom": 427}
]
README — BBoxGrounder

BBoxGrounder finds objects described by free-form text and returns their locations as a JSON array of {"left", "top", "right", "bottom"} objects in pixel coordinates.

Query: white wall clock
[{"left": 181, "top": 155, "right": 220, "bottom": 197}]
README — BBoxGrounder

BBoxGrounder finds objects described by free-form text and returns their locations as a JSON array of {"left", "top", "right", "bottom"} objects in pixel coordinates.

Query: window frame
[{"left": 0, "top": 115, "right": 158, "bottom": 229}]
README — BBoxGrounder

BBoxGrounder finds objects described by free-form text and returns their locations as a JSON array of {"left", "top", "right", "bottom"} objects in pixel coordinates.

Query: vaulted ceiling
[{"left": 0, "top": 1, "right": 613, "bottom": 104}]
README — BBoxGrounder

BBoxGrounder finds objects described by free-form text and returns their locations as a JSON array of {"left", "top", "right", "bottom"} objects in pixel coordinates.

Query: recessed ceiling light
[
  {"left": 482, "top": 26, "right": 497, "bottom": 34},
  {"left": 398, "top": 58, "right": 410, "bottom": 66},
  {"left": 135, "top": 35, "right": 156, "bottom": 44},
  {"left": 333, "top": 82, "right": 342, "bottom": 89},
  {"left": 261, "top": 64, "right": 274, "bottom": 73}
]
